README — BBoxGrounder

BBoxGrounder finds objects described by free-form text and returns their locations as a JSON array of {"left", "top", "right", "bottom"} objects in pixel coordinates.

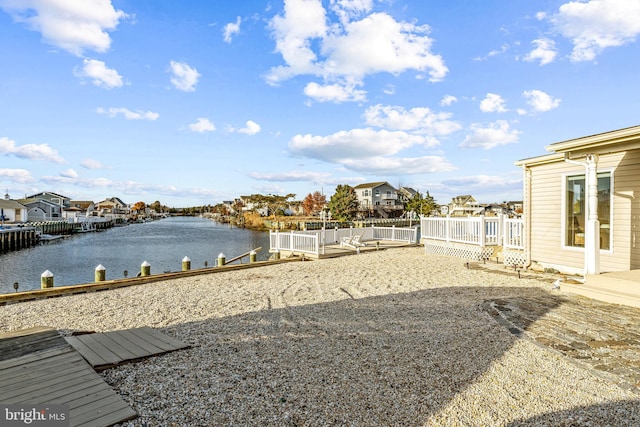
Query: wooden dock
[
  {"left": 0, "top": 327, "right": 136, "bottom": 426},
  {"left": 0, "top": 326, "right": 190, "bottom": 426},
  {"left": 65, "top": 326, "right": 190, "bottom": 370}
]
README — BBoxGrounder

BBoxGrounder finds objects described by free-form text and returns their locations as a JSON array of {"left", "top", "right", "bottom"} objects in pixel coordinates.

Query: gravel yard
[{"left": 1, "top": 247, "right": 638, "bottom": 426}]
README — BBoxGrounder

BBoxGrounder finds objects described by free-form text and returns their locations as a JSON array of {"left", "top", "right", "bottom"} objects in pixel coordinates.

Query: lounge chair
[{"left": 340, "top": 232, "right": 366, "bottom": 249}]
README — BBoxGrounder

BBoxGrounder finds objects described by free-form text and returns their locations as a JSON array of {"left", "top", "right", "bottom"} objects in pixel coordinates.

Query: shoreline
[{"left": 1, "top": 247, "right": 638, "bottom": 425}]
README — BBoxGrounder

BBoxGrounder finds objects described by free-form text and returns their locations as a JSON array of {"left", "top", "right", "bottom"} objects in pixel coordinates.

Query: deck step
[{"left": 561, "top": 272, "right": 640, "bottom": 308}]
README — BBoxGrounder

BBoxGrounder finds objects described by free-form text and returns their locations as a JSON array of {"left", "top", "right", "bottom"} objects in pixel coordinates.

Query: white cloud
[
  {"left": 0, "top": 136, "right": 64, "bottom": 163},
  {"left": 60, "top": 169, "right": 78, "bottom": 178},
  {"left": 188, "top": 118, "right": 216, "bottom": 133},
  {"left": 267, "top": 0, "right": 327, "bottom": 83},
  {"left": 479, "top": 93, "right": 508, "bottom": 113},
  {"left": 0, "top": 0, "right": 127, "bottom": 56},
  {"left": 523, "top": 38, "right": 557, "bottom": 65},
  {"left": 0, "top": 168, "right": 34, "bottom": 183},
  {"left": 96, "top": 107, "right": 159, "bottom": 120},
  {"left": 169, "top": 60, "right": 200, "bottom": 92},
  {"left": 341, "top": 155, "right": 455, "bottom": 174},
  {"left": 440, "top": 95, "right": 458, "bottom": 106},
  {"left": 547, "top": 0, "right": 640, "bottom": 61},
  {"left": 460, "top": 121, "right": 521, "bottom": 150},
  {"left": 81, "top": 158, "right": 108, "bottom": 169},
  {"left": 364, "top": 104, "right": 461, "bottom": 137},
  {"left": 266, "top": 1, "right": 447, "bottom": 100},
  {"left": 474, "top": 44, "right": 509, "bottom": 61},
  {"left": 523, "top": 89, "right": 561, "bottom": 113},
  {"left": 74, "top": 59, "right": 123, "bottom": 89},
  {"left": 249, "top": 170, "right": 332, "bottom": 182},
  {"left": 304, "top": 82, "right": 366, "bottom": 103},
  {"left": 223, "top": 16, "right": 241, "bottom": 43},
  {"left": 441, "top": 174, "right": 522, "bottom": 195},
  {"left": 330, "top": 0, "right": 374, "bottom": 25},
  {"left": 290, "top": 128, "right": 427, "bottom": 161},
  {"left": 237, "top": 120, "right": 261, "bottom": 135},
  {"left": 322, "top": 13, "right": 447, "bottom": 82}
]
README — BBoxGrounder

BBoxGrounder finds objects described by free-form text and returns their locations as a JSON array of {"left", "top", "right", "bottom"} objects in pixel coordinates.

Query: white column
[{"left": 584, "top": 154, "right": 600, "bottom": 274}]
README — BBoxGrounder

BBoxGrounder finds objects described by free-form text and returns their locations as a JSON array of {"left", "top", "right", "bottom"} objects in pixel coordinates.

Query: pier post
[
  {"left": 182, "top": 256, "right": 191, "bottom": 271},
  {"left": 41, "top": 270, "right": 54, "bottom": 289},
  {"left": 141, "top": 261, "right": 151, "bottom": 276},
  {"left": 217, "top": 253, "right": 226, "bottom": 267},
  {"left": 95, "top": 264, "right": 106, "bottom": 282},
  {"left": 273, "top": 250, "right": 280, "bottom": 260},
  {"left": 250, "top": 250, "right": 257, "bottom": 263}
]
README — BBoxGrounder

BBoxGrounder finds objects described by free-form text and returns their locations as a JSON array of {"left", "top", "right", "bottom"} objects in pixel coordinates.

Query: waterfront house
[
  {"left": 70, "top": 200, "right": 96, "bottom": 214},
  {"left": 515, "top": 124, "right": 640, "bottom": 275},
  {"left": 96, "top": 197, "right": 129, "bottom": 218},
  {"left": 0, "top": 199, "right": 28, "bottom": 223},
  {"left": 353, "top": 182, "right": 404, "bottom": 218},
  {"left": 398, "top": 186, "right": 418, "bottom": 203},
  {"left": 448, "top": 195, "right": 482, "bottom": 216},
  {"left": 239, "top": 196, "right": 269, "bottom": 216},
  {"left": 18, "top": 192, "right": 70, "bottom": 221}
]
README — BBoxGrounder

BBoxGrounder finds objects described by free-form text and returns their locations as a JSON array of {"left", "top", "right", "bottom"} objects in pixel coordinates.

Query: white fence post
[{"left": 445, "top": 215, "right": 451, "bottom": 243}]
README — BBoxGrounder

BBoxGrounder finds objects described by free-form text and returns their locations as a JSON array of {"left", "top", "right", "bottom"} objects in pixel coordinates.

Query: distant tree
[
  {"left": 404, "top": 191, "right": 437, "bottom": 217},
  {"left": 329, "top": 185, "right": 359, "bottom": 222},
  {"left": 302, "top": 191, "right": 326, "bottom": 215},
  {"left": 232, "top": 199, "right": 244, "bottom": 215},
  {"left": 132, "top": 201, "right": 146, "bottom": 213},
  {"left": 149, "top": 200, "right": 163, "bottom": 213}
]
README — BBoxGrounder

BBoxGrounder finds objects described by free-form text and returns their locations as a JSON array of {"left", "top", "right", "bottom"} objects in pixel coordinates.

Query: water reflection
[{"left": 0, "top": 217, "right": 270, "bottom": 293}]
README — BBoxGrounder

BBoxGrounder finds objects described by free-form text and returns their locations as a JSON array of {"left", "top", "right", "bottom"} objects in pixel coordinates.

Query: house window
[
  {"left": 375, "top": 190, "right": 380, "bottom": 197},
  {"left": 565, "top": 172, "right": 611, "bottom": 250},
  {"left": 363, "top": 190, "right": 369, "bottom": 197}
]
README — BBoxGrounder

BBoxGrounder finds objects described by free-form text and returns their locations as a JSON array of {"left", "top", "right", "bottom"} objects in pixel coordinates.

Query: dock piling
[
  {"left": 141, "top": 261, "right": 151, "bottom": 277},
  {"left": 182, "top": 256, "right": 191, "bottom": 271},
  {"left": 95, "top": 264, "right": 106, "bottom": 282},
  {"left": 41, "top": 270, "right": 54, "bottom": 289},
  {"left": 217, "top": 253, "right": 226, "bottom": 267}
]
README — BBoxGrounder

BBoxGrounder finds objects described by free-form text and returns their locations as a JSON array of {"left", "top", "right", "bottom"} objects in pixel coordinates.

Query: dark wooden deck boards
[
  {"left": 65, "top": 326, "right": 190, "bottom": 370},
  {"left": 0, "top": 327, "right": 137, "bottom": 427}
]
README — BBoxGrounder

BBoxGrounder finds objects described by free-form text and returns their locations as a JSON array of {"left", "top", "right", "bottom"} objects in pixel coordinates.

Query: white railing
[
  {"left": 270, "top": 225, "right": 418, "bottom": 255},
  {"left": 372, "top": 225, "right": 418, "bottom": 243},
  {"left": 270, "top": 230, "right": 320, "bottom": 256},
  {"left": 503, "top": 217, "right": 524, "bottom": 249},
  {"left": 421, "top": 215, "right": 524, "bottom": 249}
]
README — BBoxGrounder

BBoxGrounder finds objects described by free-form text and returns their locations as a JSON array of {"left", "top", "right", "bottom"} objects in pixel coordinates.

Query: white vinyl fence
[
  {"left": 420, "top": 215, "right": 526, "bottom": 264},
  {"left": 420, "top": 215, "right": 524, "bottom": 248},
  {"left": 270, "top": 225, "right": 418, "bottom": 256}
]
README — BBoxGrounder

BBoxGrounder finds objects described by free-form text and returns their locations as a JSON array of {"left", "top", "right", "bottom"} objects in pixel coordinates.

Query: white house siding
[
  {"left": 528, "top": 161, "right": 583, "bottom": 272},
  {"left": 607, "top": 150, "right": 640, "bottom": 270},
  {"left": 528, "top": 151, "right": 640, "bottom": 273}
]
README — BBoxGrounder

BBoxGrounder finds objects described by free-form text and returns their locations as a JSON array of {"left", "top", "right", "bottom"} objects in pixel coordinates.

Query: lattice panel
[
  {"left": 424, "top": 239, "right": 495, "bottom": 261},
  {"left": 502, "top": 249, "right": 527, "bottom": 267}
]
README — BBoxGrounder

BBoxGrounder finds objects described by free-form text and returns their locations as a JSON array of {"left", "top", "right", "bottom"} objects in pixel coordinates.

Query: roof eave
[{"left": 544, "top": 124, "right": 640, "bottom": 154}]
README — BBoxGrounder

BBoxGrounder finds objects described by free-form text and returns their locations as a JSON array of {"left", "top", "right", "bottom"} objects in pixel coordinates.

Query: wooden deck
[
  {"left": 0, "top": 327, "right": 137, "bottom": 427},
  {"left": 1, "top": 326, "right": 190, "bottom": 426},
  {"left": 65, "top": 326, "right": 190, "bottom": 370}
]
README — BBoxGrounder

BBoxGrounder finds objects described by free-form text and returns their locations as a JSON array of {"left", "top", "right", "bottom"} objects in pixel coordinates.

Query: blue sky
[{"left": 1, "top": 0, "right": 639, "bottom": 207}]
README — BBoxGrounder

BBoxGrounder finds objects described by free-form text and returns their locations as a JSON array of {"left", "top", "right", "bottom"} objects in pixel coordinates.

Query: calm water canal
[{"left": 0, "top": 216, "right": 271, "bottom": 294}]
